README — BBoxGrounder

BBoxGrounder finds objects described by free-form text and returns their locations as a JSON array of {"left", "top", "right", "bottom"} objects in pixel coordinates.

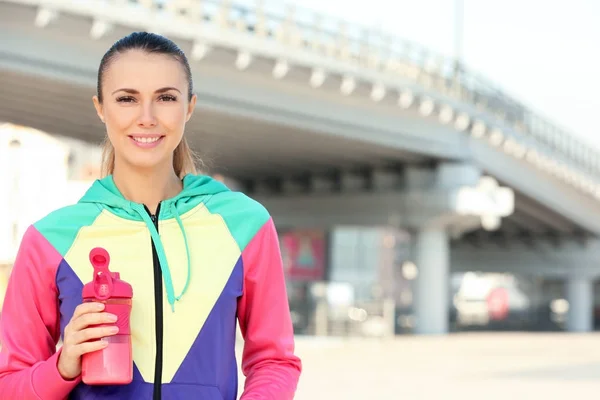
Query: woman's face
[{"left": 93, "top": 50, "right": 196, "bottom": 173}]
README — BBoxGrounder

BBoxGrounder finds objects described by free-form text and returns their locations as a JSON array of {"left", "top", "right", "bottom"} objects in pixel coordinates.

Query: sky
[{"left": 293, "top": 0, "right": 600, "bottom": 149}]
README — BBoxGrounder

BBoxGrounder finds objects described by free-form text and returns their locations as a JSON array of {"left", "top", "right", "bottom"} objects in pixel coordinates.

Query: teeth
[{"left": 133, "top": 137, "right": 160, "bottom": 143}]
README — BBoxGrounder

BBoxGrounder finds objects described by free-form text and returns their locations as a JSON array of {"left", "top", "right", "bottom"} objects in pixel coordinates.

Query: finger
[
  {"left": 65, "top": 303, "right": 107, "bottom": 337},
  {"left": 73, "top": 340, "right": 110, "bottom": 357},
  {"left": 70, "top": 312, "right": 117, "bottom": 332},
  {"left": 73, "top": 326, "right": 119, "bottom": 345},
  {"left": 72, "top": 302, "right": 105, "bottom": 320}
]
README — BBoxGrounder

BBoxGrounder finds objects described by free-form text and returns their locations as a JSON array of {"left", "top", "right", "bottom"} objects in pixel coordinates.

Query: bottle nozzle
[
  {"left": 89, "top": 247, "right": 113, "bottom": 300},
  {"left": 90, "top": 247, "right": 110, "bottom": 269}
]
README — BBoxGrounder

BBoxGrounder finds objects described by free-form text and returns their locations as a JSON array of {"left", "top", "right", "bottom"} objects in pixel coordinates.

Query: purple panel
[
  {"left": 68, "top": 377, "right": 226, "bottom": 399},
  {"left": 68, "top": 375, "right": 148, "bottom": 399},
  {"left": 171, "top": 256, "right": 244, "bottom": 400},
  {"left": 56, "top": 258, "right": 85, "bottom": 338}
]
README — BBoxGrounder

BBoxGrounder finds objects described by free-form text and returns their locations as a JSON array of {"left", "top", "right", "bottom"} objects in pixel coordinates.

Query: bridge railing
[{"left": 7, "top": 0, "right": 600, "bottom": 187}]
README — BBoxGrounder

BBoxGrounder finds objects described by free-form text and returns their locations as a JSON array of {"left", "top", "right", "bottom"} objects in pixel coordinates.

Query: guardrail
[{"left": 4, "top": 0, "right": 600, "bottom": 195}]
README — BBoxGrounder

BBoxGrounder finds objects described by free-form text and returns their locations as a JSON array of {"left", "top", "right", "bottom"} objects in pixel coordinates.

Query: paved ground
[{"left": 238, "top": 332, "right": 600, "bottom": 399}]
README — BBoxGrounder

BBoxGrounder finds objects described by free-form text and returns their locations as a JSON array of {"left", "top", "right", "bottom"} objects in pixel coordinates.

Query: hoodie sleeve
[
  {"left": 237, "top": 217, "right": 302, "bottom": 399},
  {"left": 0, "top": 225, "right": 80, "bottom": 399}
]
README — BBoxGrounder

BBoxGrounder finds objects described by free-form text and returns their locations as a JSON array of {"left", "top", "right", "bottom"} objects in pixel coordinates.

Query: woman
[{"left": 0, "top": 32, "right": 301, "bottom": 399}]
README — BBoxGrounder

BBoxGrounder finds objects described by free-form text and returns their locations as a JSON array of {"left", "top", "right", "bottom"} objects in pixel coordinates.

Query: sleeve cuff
[{"left": 31, "top": 349, "right": 81, "bottom": 399}]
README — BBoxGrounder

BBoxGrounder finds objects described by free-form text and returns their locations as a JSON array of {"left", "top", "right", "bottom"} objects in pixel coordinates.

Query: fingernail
[
  {"left": 96, "top": 303, "right": 105, "bottom": 310},
  {"left": 110, "top": 326, "right": 119, "bottom": 333},
  {"left": 108, "top": 314, "right": 118, "bottom": 322}
]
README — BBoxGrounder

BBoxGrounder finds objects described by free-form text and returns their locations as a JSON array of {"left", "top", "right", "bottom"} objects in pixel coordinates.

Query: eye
[
  {"left": 116, "top": 96, "right": 136, "bottom": 103},
  {"left": 159, "top": 94, "right": 177, "bottom": 102}
]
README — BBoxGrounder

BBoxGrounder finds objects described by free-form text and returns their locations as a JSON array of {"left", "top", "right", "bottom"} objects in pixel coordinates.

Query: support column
[
  {"left": 414, "top": 227, "right": 449, "bottom": 334},
  {"left": 566, "top": 276, "right": 593, "bottom": 332}
]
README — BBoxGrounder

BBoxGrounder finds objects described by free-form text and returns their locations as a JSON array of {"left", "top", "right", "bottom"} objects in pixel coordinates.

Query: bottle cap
[{"left": 82, "top": 247, "right": 133, "bottom": 300}]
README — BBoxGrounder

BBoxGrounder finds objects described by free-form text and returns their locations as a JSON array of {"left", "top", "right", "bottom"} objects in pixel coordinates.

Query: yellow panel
[
  {"left": 64, "top": 211, "right": 157, "bottom": 383},
  {"left": 64, "top": 204, "right": 241, "bottom": 384},
  {"left": 159, "top": 203, "right": 240, "bottom": 383}
]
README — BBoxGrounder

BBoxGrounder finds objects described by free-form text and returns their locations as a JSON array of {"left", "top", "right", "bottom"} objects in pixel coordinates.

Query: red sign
[
  {"left": 487, "top": 287, "right": 509, "bottom": 320},
  {"left": 280, "top": 230, "right": 326, "bottom": 281}
]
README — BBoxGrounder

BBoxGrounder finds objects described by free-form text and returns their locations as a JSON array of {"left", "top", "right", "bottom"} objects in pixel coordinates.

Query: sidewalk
[{"left": 238, "top": 332, "right": 600, "bottom": 399}]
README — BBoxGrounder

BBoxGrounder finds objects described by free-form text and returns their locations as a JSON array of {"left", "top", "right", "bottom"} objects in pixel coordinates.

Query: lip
[{"left": 128, "top": 134, "right": 165, "bottom": 149}]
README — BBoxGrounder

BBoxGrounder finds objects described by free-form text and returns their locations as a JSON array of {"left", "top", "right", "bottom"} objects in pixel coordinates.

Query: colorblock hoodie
[{"left": 0, "top": 174, "right": 301, "bottom": 399}]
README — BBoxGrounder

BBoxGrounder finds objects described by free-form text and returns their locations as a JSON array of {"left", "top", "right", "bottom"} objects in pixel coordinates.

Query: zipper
[{"left": 145, "top": 203, "right": 163, "bottom": 400}]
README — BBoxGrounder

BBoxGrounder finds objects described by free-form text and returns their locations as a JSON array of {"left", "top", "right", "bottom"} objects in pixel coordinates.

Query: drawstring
[
  {"left": 130, "top": 203, "right": 191, "bottom": 312},
  {"left": 170, "top": 203, "right": 191, "bottom": 302}
]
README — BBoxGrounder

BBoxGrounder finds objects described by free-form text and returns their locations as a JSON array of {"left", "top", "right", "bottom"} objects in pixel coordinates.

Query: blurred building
[
  {"left": 280, "top": 226, "right": 408, "bottom": 336},
  {"left": 0, "top": 123, "right": 100, "bottom": 275}
]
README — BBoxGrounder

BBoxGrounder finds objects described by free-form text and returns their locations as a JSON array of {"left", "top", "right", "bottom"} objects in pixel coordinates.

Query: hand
[{"left": 57, "top": 302, "right": 119, "bottom": 380}]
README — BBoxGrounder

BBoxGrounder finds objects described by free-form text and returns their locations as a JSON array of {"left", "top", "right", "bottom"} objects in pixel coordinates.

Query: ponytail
[{"left": 173, "top": 136, "right": 198, "bottom": 177}]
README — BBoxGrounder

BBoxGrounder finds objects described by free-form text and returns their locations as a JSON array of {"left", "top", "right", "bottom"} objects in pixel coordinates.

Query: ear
[
  {"left": 92, "top": 95, "right": 105, "bottom": 124},
  {"left": 186, "top": 94, "right": 197, "bottom": 122}
]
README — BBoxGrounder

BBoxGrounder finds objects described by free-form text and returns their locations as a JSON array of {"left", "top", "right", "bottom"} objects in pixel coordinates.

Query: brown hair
[{"left": 97, "top": 32, "right": 197, "bottom": 178}]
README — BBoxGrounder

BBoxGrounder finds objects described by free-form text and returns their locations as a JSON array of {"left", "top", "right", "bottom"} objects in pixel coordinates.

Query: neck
[{"left": 112, "top": 160, "right": 183, "bottom": 215}]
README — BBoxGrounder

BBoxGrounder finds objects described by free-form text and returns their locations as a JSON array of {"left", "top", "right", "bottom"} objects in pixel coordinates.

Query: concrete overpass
[{"left": 1, "top": 0, "right": 600, "bottom": 334}]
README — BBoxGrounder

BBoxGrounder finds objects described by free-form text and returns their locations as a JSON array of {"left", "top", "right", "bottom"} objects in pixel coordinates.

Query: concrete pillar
[
  {"left": 414, "top": 227, "right": 449, "bottom": 334},
  {"left": 566, "top": 276, "right": 594, "bottom": 332}
]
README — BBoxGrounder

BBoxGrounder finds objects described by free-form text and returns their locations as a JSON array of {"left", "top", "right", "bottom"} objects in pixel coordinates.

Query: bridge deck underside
[
  {"left": 456, "top": 191, "right": 591, "bottom": 247},
  {"left": 0, "top": 69, "right": 431, "bottom": 179}
]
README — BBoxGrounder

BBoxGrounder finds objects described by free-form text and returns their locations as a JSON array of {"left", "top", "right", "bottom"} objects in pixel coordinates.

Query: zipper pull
[{"left": 150, "top": 214, "right": 157, "bottom": 223}]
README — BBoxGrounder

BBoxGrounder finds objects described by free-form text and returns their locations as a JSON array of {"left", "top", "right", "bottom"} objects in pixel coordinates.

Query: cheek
[
  {"left": 105, "top": 107, "right": 136, "bottom": 132},
  {"left": 161, "top": 107, "right": 188, "bottom": 132}
]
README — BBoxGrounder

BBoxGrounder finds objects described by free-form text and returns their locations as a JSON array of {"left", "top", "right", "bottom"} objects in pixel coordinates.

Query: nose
[{"left": 137, "top": 102, "right": 157, "bottom": 127}]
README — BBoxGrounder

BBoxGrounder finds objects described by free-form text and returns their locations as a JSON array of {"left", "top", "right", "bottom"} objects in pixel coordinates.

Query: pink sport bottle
[{"left": 81, "top": 247, "right": 133, "bottom": 385}]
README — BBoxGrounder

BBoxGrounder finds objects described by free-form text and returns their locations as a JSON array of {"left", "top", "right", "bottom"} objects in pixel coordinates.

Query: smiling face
[{"left": 93, "top": 50, "right": 196, "bottom": 174}]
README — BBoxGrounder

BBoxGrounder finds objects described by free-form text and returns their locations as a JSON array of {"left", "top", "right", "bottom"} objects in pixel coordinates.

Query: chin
[{"left": 124, "top": 154, "right": 172, "bottom": 172}]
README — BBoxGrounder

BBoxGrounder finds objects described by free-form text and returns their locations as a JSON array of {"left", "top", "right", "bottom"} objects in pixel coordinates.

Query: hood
[
  {"left": 79, "top": 174, "right": 230, "bottom": 312},
  {"left": 80, "top": 173, "right": 229, "bottom": 214}
]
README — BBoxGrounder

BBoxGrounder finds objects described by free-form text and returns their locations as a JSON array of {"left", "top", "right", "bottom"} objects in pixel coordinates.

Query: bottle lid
[{"left": 82, "top": 247, "right": 133, "bottom": 300}]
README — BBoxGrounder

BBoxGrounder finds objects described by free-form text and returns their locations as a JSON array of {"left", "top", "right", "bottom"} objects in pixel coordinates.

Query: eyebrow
[{"left": 111, "top": 87, "right": 182, "bottom": 95}]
